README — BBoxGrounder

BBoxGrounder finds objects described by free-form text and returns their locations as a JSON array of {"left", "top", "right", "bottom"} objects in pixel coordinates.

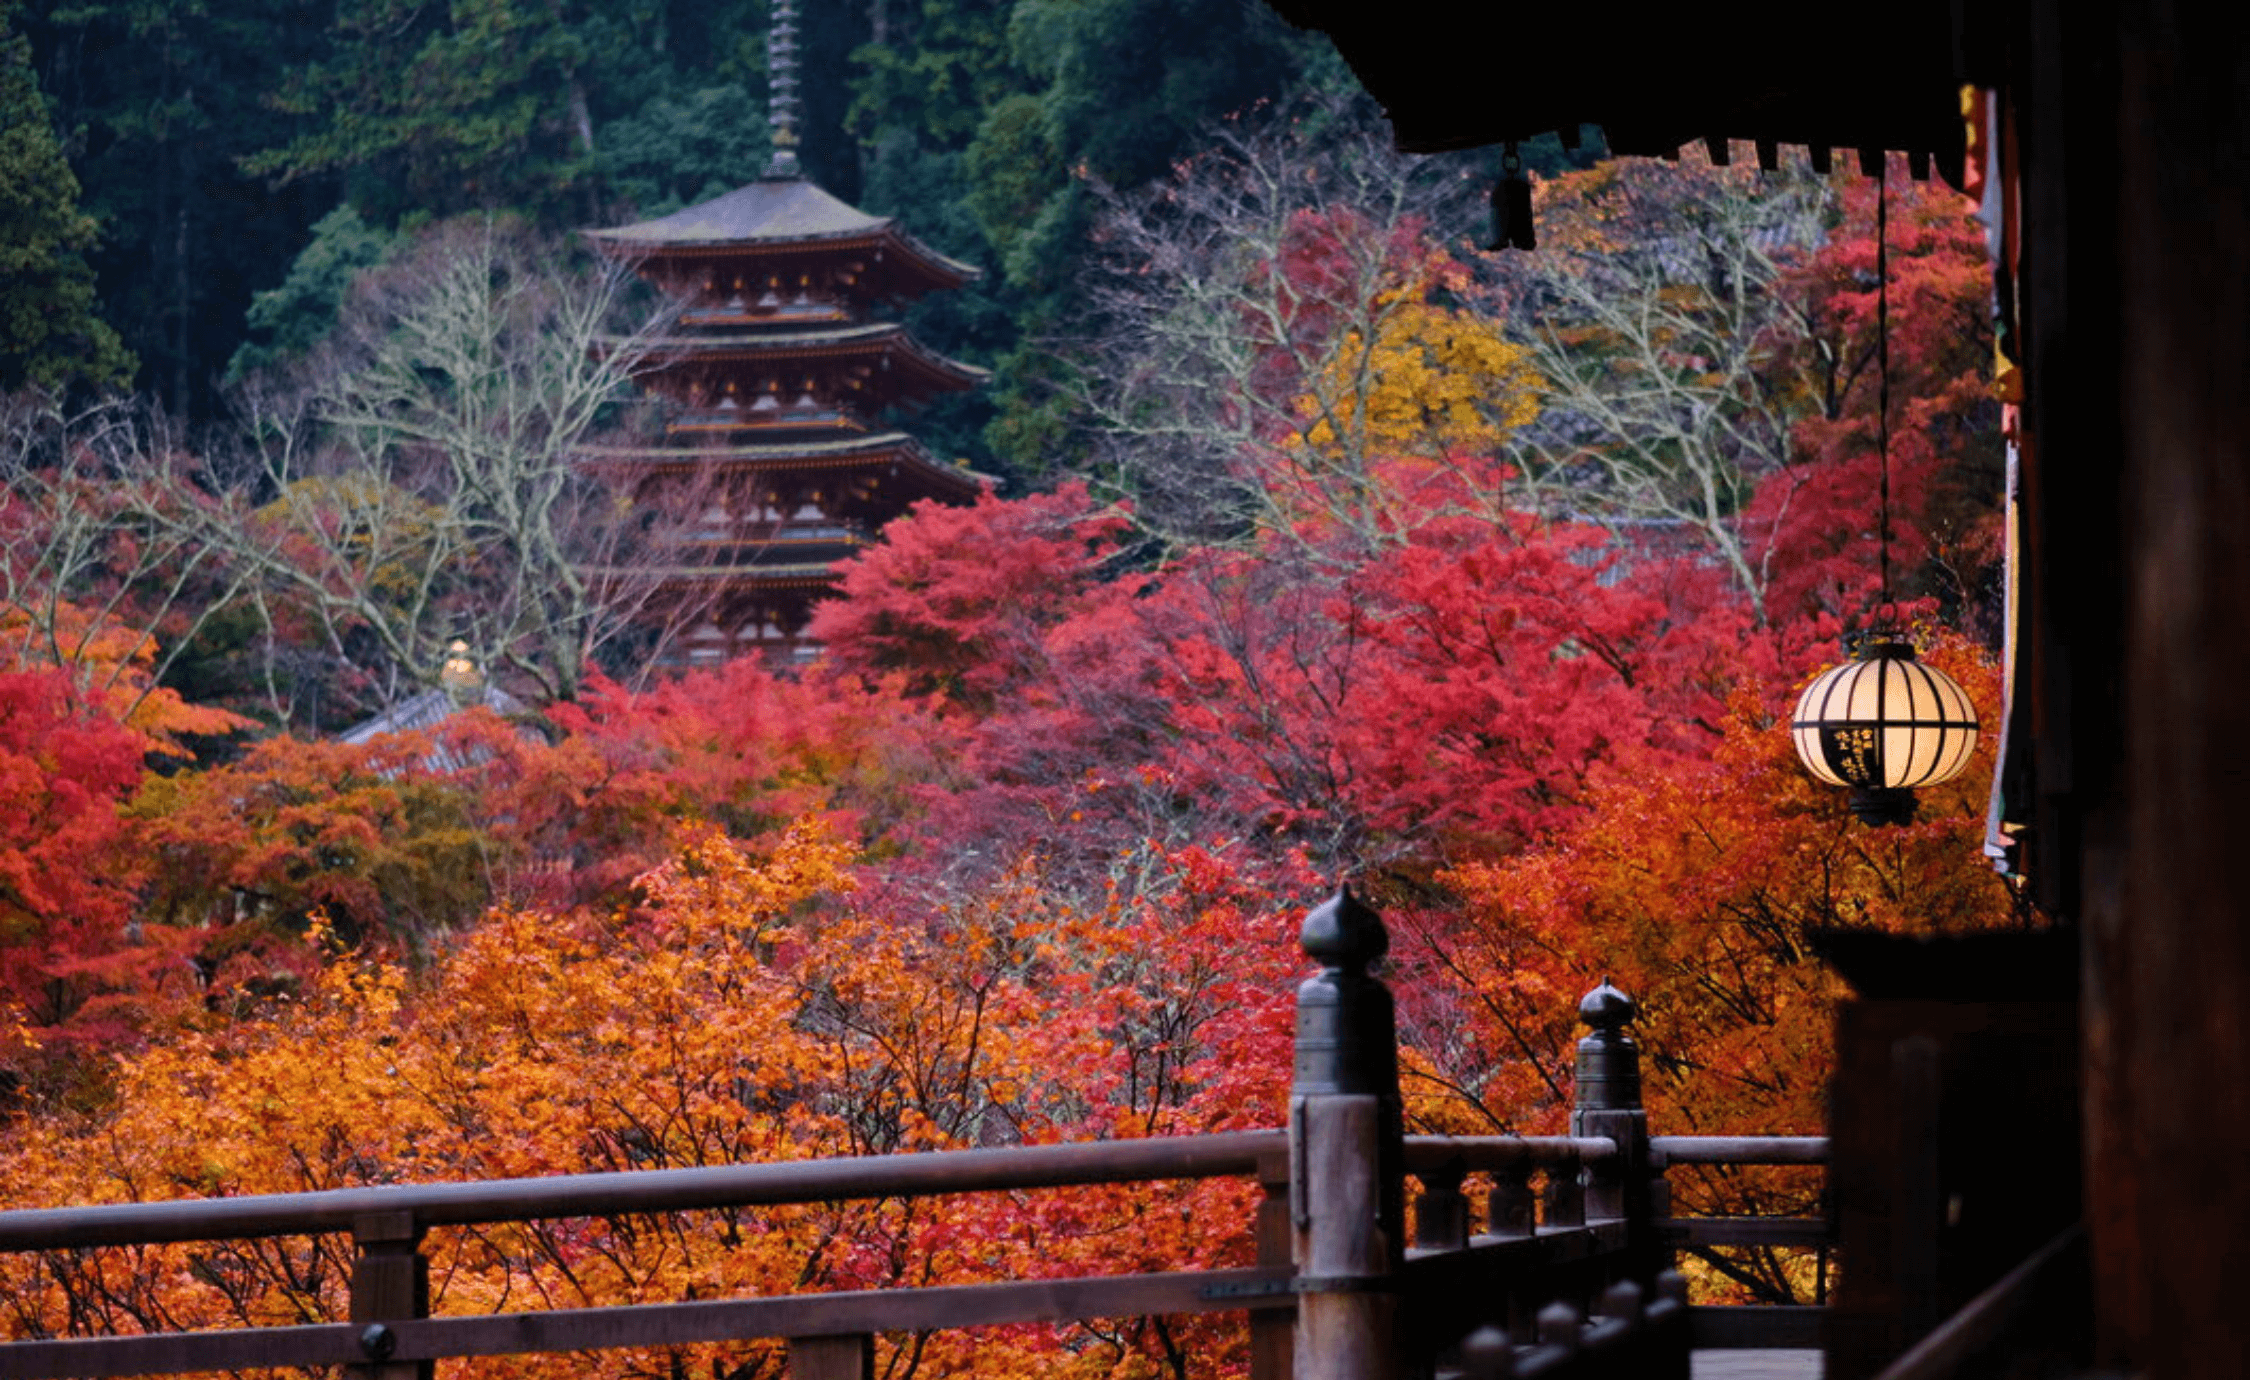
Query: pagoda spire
[{"left": 764, "top": 0, "right": 802, "bottom": 179}]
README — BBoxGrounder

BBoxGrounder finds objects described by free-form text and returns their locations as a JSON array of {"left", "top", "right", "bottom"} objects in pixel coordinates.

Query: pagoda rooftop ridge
[{"left": 585, "top": 176, "right": 977, "bottom": 287}]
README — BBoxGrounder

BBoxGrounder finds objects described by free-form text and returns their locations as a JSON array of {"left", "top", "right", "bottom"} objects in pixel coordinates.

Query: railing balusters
[
  {"left": 1541, "top": 1161, "right": 1586, "bottom": 1230},
  {"left": 1651, "top": 1272, "right": 1691, "bottom": 1380},
  {"left": 1536, "top": 1299, "right": 1581, "bottom": 1358},
  {"left": 1415, "top": 1159, "right": 1472, "bottom": 1253},
  {"left": 1460, "top": 1324, "right": 1516, "bottom": 1380},
  {"left": 1489, "top": 1164, "right": 1535, "bottom": 1239}
]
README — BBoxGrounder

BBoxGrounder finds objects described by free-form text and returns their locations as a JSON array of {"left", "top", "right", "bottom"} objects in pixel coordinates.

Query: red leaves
[
  {"left": 812, "top": 481, "right": 1138, "bottom": 711},
  {"left": 1752, "top": 174, "right": 2004, "bottom": 626},
  {"left": 0, "top": 148, "right": 2020, "bottom": 1360},
  {"left": 0, "top": 667, "right": 156, "bottom": 1059}
]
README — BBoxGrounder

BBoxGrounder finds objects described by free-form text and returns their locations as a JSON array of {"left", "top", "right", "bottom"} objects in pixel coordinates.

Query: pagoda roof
[
  {"left": 630, "top": 321, "right": 990, "bottom": 395},
  {"left": 651, "top": 562, "right": 842, "bottom": 589},
  {"left": 586, "top": 175, "right": 978, "bottom": 294},
  {"left": 581, "top": 430, "right": 990, "bottom": 497}
]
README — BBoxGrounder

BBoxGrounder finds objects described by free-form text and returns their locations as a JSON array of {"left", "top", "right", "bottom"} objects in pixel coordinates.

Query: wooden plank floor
[{"left": 1692, "top": 1350, "right": 1823, "bottom": 1380}]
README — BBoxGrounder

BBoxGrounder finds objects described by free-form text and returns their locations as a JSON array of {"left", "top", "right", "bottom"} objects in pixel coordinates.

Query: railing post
[
  {"left": 349, "top": 1210, "right": 430, "bottom": 1380},
  {"left": 1571, "top": 981, "right": 1658, "bottom": 1280},
  {"left": 1290, "top": 886, "right": 1404, "bottom": 1380},
  {"left": 1651, "top": 1271, "right": 1692, "bottom": 1380},
  {"left": 1252, "top": 1147, "right": 1296, "bottom": 1380},
  {"left": 789, "top": 1333, "right": 873, "bottom": 1380}
]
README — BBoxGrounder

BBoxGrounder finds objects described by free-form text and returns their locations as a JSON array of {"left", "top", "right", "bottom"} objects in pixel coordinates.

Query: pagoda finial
[{"left": 764, "top": 0, "right": 802, "bottom": 179}]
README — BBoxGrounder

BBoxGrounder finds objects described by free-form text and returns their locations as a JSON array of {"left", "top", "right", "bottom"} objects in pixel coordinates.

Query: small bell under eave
[{"left": 1790, "top": 638, "right": 1979, "bottom": 826}]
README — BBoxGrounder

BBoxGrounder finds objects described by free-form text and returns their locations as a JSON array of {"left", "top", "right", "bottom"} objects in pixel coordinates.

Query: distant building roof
[
  {"left": 336, "top": 685, "right": 530, "bottom": 775},
  {"left": 580, "top": 430, "right": 991, "bottom": 494},
  {"left": 585, "top": 175, "right": 978, "bottom": 293},
  {"left": 590, "top": 177, "right": 886, "bottom": 246}
]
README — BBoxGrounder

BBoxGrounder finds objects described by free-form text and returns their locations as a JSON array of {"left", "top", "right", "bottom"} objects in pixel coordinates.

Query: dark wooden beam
[{"left": 0, "top": 1132, "right": 1283, "bottom": 1252}]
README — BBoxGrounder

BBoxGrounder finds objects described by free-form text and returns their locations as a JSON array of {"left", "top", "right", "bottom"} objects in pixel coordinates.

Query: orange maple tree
[{"left": 0, "top": 824, "right": 1310, "bottom": 1377}]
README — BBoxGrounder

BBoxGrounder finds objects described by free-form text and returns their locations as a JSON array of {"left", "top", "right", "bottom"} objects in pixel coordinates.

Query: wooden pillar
[
  {"left": 1891, "top": 1034, "right": 1944, "bottom": 1350},
  {"left": 2106, "top": 2, "right": 2250, "bottom": 1376},
  {"left": 1252, "top": 1148, "right": 1296, "bottom": 1380},
  {"left": 349, "top": 1211, "right": 430, "bottom": 1380},
  {"left": 1290, "top": 886, "right": 1404, "bottom": 1380}
]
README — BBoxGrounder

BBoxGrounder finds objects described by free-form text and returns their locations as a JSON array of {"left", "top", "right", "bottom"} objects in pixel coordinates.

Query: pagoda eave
[
  {"left": 584, "top": 200, "right": 977, "bottom": 299},
  {"left": 607, "top": 231, "right": 977, "bottom": 292},
  {"left": 632, "top": 326, "right": 988, "bottom": 382},
  {"left": 651, "top": 566, "right": 840, "bottom": 589},
  {"left": 583, "top": 435, "right": 987, "bottom": 498}
]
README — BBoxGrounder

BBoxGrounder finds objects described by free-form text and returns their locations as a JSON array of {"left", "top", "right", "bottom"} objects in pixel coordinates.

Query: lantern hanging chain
[{"left": 1876, "top": 160, "right": 1893, "bottom": 623}]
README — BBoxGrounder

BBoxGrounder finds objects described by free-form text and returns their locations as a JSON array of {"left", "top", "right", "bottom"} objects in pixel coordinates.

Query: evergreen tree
[
  {"left": 0, "top": 2, "right": 131, "bottom": 395},
  {"left": 20, "top": 0, "right": 333, "bottom": 418}
]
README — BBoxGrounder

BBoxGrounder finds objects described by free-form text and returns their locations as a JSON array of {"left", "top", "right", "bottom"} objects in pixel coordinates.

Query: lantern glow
[{"left": 1791, "top": 640, "right": 1978, "bottom": 825}]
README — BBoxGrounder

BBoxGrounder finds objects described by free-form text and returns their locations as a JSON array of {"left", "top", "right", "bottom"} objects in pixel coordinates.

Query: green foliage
[
  {"left": 242, "top": 0, "right": 596, "bottom": 220},
  {"left": 848, "top": 0, "right": 1019, "bottom": 151},
  {"left": 20, "top": 0, "right": 331, "bottom": 416},
  {"left": 596, "top": 84, "right": 771, "bottom": 216},
  {"left": 963, "top": 92, "right": 1067, "bottom": 286},
  {"left": 0, "top": 8, "right": 131, "bottom": 394},
  {"left": 224, "top": 204, "right": 397, "bottom": 385}
]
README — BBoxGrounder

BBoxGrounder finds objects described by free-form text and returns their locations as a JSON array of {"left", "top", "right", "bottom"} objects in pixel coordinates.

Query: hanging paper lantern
[{"left": 1791, "top": 639, "right": 1979, "bottom": 825}]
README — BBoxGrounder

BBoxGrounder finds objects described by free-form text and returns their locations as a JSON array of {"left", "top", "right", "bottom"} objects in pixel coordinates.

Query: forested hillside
[{"left": 7, "top": 0, "right": 1358, "bottom": 466}]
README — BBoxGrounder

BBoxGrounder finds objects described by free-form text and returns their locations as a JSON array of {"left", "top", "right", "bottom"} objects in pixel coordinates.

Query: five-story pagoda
[{"left": 584, "top": 0, "right": 986, "bottom": 666}]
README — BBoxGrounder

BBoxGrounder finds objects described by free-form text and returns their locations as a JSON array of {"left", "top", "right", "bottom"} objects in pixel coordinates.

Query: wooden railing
[
  {"left": 0, "top": 1133, "right": 1295, "bottom": 1380},
  {"left": 0, "top": 889, "right": 1834, "bottom": 1380}
]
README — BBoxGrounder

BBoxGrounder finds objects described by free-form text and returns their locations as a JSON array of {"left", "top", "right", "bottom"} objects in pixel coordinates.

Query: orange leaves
[{"left": 1, "top": 823, "right": 1296, "bottom": 1376}]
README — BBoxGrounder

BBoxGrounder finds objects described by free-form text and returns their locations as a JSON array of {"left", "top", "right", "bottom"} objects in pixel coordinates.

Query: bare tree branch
[
  {"left": 187, "top": 217, "right": 699, "bottom": 717},
  {"left": 1069, "top": 101, "right": 1530, "bottom": 563},
  {"left": 1483, "top": 156, "right": 1835, "bottom": 622}
]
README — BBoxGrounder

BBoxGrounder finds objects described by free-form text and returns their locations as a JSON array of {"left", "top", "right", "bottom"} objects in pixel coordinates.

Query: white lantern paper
[{"left": 1791, "top": 641, "right": 1979, "bottom": 822}]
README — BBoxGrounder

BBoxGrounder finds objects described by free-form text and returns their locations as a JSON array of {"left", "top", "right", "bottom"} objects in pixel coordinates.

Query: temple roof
[
  {"left": 626, "top": 321, "right": 991, "bottom": 401},
  {"left": 586, "top": 175, "right": 978, "bottom": 294},
  {"left": 581, "top": 430, "right": 990, "bottom": 497}
]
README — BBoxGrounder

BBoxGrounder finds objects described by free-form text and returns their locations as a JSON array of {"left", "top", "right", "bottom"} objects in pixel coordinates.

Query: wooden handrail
[
  {"left": 0, "top": 947, "right": 1840, "bottom": 1380},
  {"left": 1869, "top": 1225, "right": 2084, "bottom": 1380},
  {"left": 1402, "top": 1135, "right": 1616, "bottom": 1174},
  {"left": 1650, "top": 1136, "right": 1829, "bottom": 1165},
  {"left": 0, "top": 1130, "right": 1285, "bottom": 1252}
]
